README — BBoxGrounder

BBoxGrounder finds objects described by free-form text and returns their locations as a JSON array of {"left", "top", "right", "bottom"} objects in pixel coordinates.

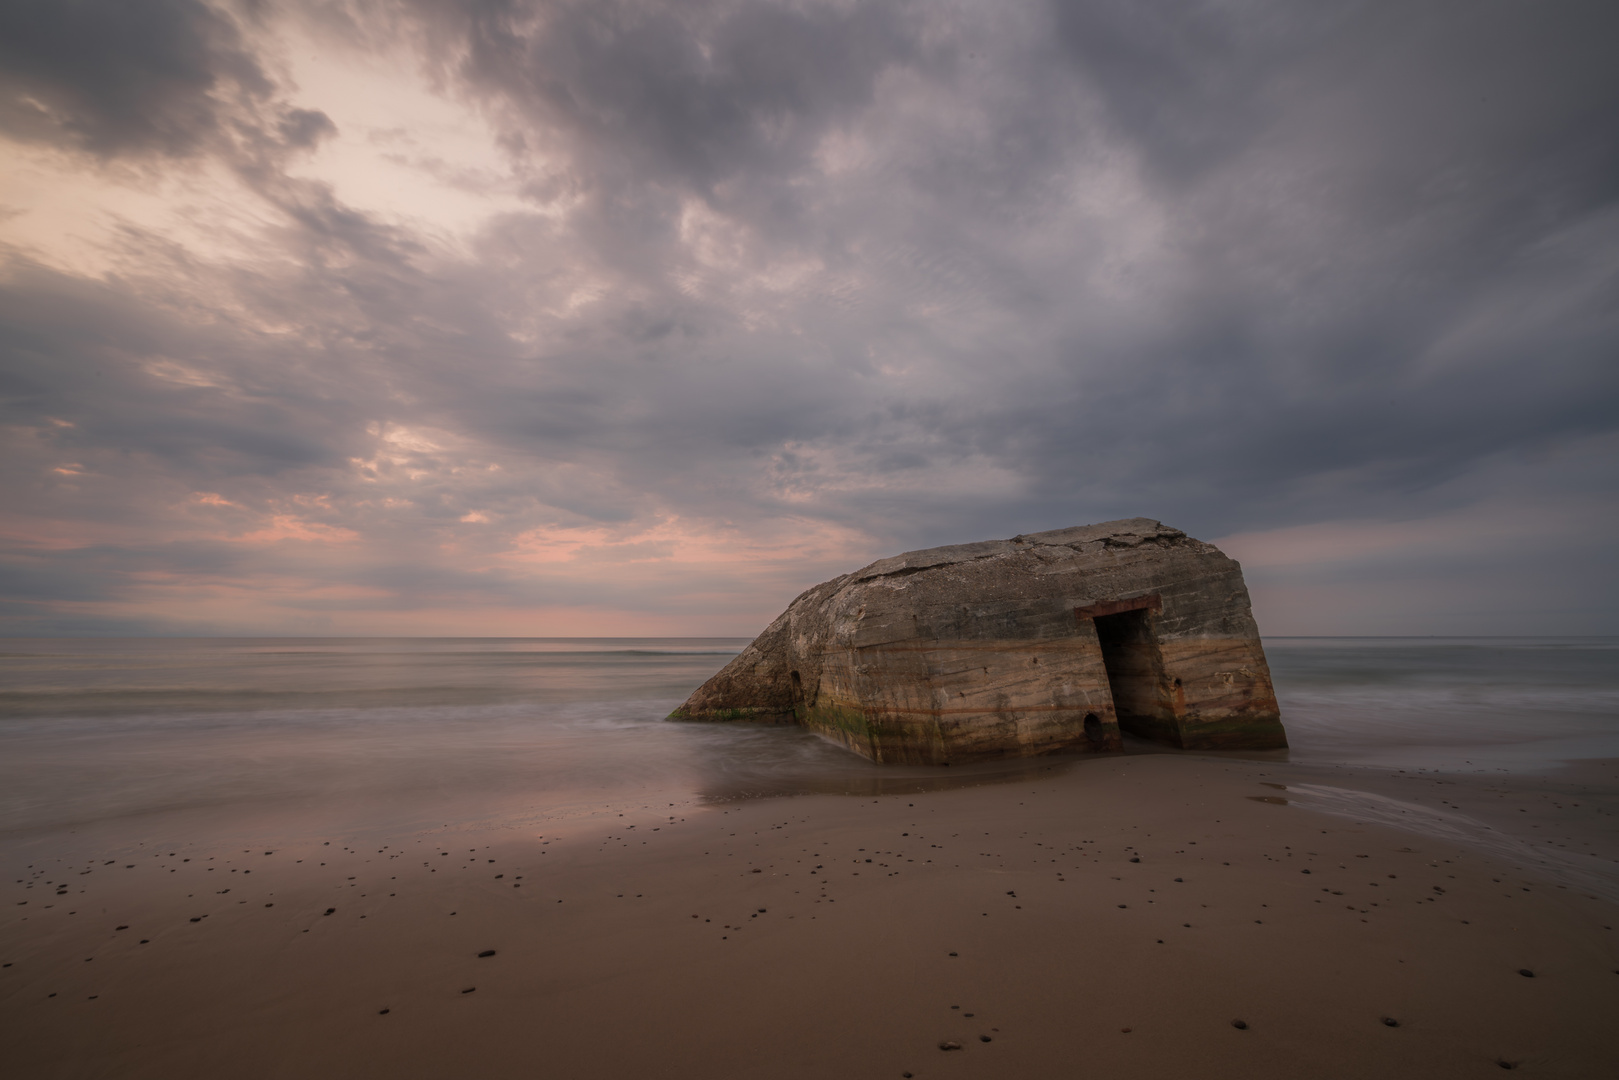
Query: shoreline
[{"left": 4, "top": 751, "right": 1617, "bottom": 1078}]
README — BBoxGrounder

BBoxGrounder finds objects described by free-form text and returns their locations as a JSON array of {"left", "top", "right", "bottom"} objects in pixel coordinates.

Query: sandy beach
[{"left": 4, "top": 750, "right": 1616, "bottom": 1079}]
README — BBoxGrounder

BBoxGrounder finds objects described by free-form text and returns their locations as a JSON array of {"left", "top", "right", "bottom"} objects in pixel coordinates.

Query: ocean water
[
  {"left": 1268, "top": 636, "right": 1619, "bottom": 771},
  {"left": 1, "top": 636, "right": 1616, "bottom": 850}
]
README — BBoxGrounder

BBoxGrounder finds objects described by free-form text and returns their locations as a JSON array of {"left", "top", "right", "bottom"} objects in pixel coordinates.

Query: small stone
[
  {"left": 1382, "top": 1017, "right": 1399, "bottom": 1027},
  {"left": 115, "top": 925, "right": 128, "bottom": 930},
  {"left": 1518, "top": 969, "right": 1534, "bottom": 978},
  {"left": 461, "top": 987, "right": 476, "bottom": 994},
  {"left": 324, "top": 908, "right": 335, "bottom": 915},
  {"left": 379, "top": 1008, "right": 390, "bottom": 1015},
  {"left": 938, "top": 1041, "right": 962, "bottom": 1051},
  {"left": 1129, "top": 857, "right": 1140, "bottom": 863},
  {"left": 478, "top": 950, "right": 496, "bottom": 958},
  {"left": 1232, "top": 1020, "right": 1249, "bottom": 1030},
  {"left": 979, "top": 1035, "right": 992, "bottom": 1043}
]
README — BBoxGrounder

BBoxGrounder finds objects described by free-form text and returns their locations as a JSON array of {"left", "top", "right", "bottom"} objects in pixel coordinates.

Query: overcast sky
[{"left": 1, "top": 0, "right": 1615, "bottom": 637}]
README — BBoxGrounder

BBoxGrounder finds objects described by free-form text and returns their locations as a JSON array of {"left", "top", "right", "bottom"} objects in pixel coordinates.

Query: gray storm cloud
[{"left": 1, "top": 0, "right": 1615, "bottom": 635}]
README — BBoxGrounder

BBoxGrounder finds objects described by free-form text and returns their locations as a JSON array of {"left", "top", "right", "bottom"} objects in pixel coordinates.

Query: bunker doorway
[
  {"left": 1093, "top": 608, "right": 1176, "bottom": 745},
  {"left": 789, "top": 671, "right": 806, "bottom": 721}
]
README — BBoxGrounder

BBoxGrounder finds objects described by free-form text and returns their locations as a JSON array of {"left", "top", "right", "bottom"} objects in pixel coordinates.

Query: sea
[{"left": 2, "top": 637, "right": 1617, "bottom": 855}]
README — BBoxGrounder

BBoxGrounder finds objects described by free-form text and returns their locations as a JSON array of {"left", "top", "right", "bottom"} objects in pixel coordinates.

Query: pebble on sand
[
  {"left": 1232, "top": 1020, "right": 1249, "bottom": 1030},
  {"left": 1518, "top": 969, "right": 1534, "bottom": 977},
  {"left": 938, "top": 1041, "right": 962, "bottom": 1051},
  {"left": 478, "top": 950, "right": 496, "bottom": 958}
]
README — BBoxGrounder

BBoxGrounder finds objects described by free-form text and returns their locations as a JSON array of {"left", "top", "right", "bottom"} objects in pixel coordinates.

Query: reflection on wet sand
[
  {"left": 1249, "top": 778, "right": 1619, "bottom": 904},
  {"left": 693, "top": 748, "right": 1086, "bottom": 802}
]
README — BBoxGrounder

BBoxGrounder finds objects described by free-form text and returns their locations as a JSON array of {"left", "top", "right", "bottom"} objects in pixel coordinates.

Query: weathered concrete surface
[{"left": 671, "top": 519, "right": 1287, "bottom": 764}]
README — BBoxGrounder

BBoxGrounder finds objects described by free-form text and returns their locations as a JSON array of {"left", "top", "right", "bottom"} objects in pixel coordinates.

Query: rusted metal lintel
[{"left": 1074, "top": 593, "right": 1162, "bottom": 622}]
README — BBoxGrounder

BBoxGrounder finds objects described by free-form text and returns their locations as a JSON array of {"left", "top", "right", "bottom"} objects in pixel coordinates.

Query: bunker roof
[{"left": 849, "top": 517, "right": 1188, "bottom": 583}]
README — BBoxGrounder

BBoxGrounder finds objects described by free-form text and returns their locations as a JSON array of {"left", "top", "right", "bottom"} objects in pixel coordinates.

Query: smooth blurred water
[
  {"left": 1, "top": 636, "right": 1615, "bottom": 847},
  {"left": 0, "top": 638, "right": 1070, "bottom": 846},
  {"left": 1266, "top": 636, "right": 1619, "bottom": 771}
]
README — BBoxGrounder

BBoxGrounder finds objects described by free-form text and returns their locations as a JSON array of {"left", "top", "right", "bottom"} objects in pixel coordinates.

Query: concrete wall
[{"left": 671, "top": 519, "right": 1288, "bottom": 763}]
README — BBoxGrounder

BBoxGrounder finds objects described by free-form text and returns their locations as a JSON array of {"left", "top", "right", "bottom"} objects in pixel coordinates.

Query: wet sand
[{"left": 3, "top": 753, "right": 1617, "bottom": 1079}]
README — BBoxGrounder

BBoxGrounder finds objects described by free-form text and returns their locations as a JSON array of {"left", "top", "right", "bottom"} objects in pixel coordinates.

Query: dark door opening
[
  {"left": 789, "top": 671, "right": 805, "bottom": 720},
  {"left": 1092, "top": 608, "right": 1175, "bottom": 744},
  {"left": 1082, "top": 713, "right": 1104, "bottom": 745}
]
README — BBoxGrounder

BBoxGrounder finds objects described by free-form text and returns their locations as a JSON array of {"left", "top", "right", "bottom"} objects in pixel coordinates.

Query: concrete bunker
[{"left": 671, "top": 518, "right": 1286, "bottom": 765}]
